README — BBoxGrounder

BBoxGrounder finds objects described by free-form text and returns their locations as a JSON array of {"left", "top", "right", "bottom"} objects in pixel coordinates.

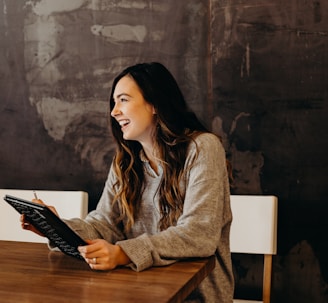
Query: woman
[{"left": 22, "top": 62, "right": 234, "bottom": 302}]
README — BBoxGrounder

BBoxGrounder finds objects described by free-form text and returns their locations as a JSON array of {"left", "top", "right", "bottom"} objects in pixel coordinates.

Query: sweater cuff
[{"left": 116, "top": 233, "right": 154, "bottom": 272}]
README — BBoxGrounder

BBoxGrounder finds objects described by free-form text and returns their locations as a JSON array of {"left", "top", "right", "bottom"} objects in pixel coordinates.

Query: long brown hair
[{"left": 109, "top": 62, "right": 208, "bottom": 231}]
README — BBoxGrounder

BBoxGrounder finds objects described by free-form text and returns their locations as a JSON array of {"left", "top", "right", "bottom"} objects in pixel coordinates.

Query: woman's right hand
[{"left": 20, "top": 198, "right": 59, "bottom": 237}]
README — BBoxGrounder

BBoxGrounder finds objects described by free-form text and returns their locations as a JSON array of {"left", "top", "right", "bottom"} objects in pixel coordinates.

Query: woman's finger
[{"left": 20, "top": 214, "right": 45, "bottom": 237}]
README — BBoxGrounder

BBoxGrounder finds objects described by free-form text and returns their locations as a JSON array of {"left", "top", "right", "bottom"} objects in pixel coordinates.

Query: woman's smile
[{"left": 118, "top": 119, "right": 130, "bottom": 130}]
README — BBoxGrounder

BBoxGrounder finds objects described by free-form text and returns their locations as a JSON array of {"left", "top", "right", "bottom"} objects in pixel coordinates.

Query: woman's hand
[
  {"left": 20, "top": 198, "right": 59, "bottom": 237},
  {"left": 78, "top": 239, "right": 131, "bottom": 271}
]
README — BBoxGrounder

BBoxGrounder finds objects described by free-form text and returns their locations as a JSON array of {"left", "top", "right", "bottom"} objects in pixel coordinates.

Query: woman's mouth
[{"left": 119, "top": 119, "right": 130, "bottom": 130}]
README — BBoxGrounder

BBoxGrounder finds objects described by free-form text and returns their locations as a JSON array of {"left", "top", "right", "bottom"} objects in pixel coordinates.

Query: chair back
[
  {"left": 230, "top": 195, "right": 278, "bottom": 255},
  {"left": 230, "top": 195, "right": 278, "bottom": 303}
]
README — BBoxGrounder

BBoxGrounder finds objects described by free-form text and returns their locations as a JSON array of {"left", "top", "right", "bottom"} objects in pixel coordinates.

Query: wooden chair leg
[{"left": 262, "top": 254, "right": 272, "bottom": 303}]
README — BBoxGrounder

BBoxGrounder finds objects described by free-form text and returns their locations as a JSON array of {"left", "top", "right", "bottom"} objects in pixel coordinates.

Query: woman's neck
[{"left": 142, "top": 144, "right": 160, "bottom": 174}]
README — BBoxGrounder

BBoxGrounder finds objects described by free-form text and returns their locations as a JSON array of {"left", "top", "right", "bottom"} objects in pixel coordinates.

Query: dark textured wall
[{"left": 0, "top": 1, "right": 327, "bottom": 302}]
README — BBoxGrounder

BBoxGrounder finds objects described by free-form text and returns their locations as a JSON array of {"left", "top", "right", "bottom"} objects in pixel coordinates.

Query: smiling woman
[
  {"left": 21, "top": 62, "right": 234, "bottom": 303},
  {"left": 111, "top": 75, "right": 157, "bottom": 148}
]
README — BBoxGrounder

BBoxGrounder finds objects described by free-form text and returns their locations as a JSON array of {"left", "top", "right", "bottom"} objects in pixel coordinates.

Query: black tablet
[{"left": 3, "top": 194, "right": 87, "bottom": 260}]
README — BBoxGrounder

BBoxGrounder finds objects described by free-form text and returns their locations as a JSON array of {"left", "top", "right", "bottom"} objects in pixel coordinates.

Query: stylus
[{"left": 33, "top": 191, "right": 38, "bottom": 200}]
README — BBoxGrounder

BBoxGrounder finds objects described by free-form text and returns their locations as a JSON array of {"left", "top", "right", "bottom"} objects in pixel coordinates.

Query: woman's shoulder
[
  {"left": 188, "top": 132, "right": 225, "bottom": 156},
  {"left": 192, "top": 132, "right": 222, "bottom": 148}
]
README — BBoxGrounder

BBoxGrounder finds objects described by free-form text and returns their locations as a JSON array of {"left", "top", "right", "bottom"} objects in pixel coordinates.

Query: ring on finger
[{"left": 92, "top": 257, "right": 97, "bottom": 264}]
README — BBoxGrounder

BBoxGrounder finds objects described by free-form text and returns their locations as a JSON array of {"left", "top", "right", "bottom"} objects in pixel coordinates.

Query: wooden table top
[{"left": 0, "top": 240, "right": 215, "bottom": 303}]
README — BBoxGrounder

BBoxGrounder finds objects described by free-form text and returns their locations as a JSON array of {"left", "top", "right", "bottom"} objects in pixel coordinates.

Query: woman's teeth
[{"left": 119, "top": 119, "right": 130, "bottom": 127}]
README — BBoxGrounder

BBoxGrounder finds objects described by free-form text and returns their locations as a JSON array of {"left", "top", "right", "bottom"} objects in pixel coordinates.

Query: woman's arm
[{"left": 63, "top": 167, "right": 127, "bottom": 244}]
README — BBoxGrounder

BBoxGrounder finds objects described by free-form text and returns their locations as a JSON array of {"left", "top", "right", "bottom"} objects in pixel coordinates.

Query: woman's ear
[{"left": 152, "top": 106, "right": 156, "bottom": 114}]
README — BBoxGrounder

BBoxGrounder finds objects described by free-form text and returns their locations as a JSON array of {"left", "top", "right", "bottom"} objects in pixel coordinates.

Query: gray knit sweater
[{"left": 63, "top": 133, "right": 234, "bottom": 303}]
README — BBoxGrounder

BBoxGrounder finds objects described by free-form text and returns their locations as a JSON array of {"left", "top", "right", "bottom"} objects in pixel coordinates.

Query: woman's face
[{"left": 111, "top": 75, "right": 156, "bottom": 146}]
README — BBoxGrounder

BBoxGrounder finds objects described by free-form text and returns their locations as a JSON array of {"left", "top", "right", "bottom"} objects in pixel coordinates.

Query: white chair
[
  {"left": 230, "top": 195, "right": 278, "bottom": 303},
  {"left": 0, "top": 189, "right": 88, "bottom": 243}
]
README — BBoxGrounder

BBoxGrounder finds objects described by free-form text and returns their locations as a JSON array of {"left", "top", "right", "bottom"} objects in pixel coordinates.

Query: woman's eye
[{"left": 120, "top": 98, "right": 128, "bottom": 102}]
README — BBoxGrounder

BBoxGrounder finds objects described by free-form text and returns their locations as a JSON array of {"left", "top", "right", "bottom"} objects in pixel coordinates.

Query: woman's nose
[{"left": 111, "top": 103, "right": 121, "bottom": 117}]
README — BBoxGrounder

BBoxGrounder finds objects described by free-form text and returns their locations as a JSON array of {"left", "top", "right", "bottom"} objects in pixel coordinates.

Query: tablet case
[{"left": 3, "top": 194, "right": 87, "bottom": 260}]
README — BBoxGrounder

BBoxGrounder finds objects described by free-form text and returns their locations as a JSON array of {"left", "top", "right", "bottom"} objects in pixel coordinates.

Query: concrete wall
[{"left": 0, "top": 1, "right": 327, "bottom": 302}]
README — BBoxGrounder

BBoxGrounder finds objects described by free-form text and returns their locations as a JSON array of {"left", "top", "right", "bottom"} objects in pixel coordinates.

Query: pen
[{"left": 33, "top": 191, "right": 38, "bottom": 200}]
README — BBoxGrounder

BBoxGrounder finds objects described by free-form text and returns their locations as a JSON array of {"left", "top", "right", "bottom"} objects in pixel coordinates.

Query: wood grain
[{"left": 0, "top": 241, "right": 215, "bottom": 303}]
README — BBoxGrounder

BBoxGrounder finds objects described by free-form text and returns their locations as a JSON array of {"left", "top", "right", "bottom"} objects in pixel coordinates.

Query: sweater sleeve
[
  {"left": 62, "top": 166, "right": 126, "bottom": 244},
  {"left": 116, "top": 133, "right": 232, "bottom": 271}
]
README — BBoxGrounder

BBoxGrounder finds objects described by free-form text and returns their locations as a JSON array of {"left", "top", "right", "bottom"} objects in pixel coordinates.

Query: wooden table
[{"left": 0, "top": 241, "right": 215, "bottom": 303}]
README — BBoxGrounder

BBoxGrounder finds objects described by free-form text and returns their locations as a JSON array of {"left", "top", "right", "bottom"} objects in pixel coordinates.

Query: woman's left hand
[{"left": 78, "top": 239, "right": 131, "bottom": 270}]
